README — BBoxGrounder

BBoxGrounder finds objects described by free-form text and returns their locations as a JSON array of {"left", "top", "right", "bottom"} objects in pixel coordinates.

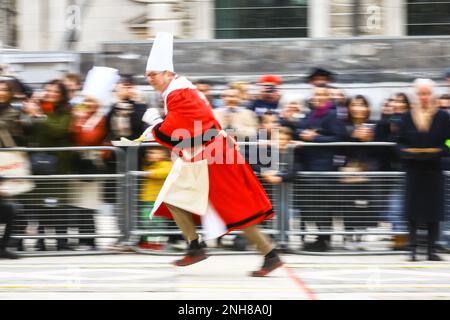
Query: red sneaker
[
  {"left": 250, "top": 256, "right": 284, "bottom": 277},
  {"left": 173, "top": 249, "right": 208, "bottom": 267}
]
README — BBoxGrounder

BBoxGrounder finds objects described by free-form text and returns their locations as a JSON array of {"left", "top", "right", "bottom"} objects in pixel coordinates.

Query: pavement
[{"left": 0, "top": 251, "right": 449, "bottom": 300}]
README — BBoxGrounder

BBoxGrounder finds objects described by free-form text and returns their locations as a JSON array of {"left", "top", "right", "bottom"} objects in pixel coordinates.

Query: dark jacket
[
  {"left": 279, "top": 116, "right": 303, "bottom": 133},
  {"left": 0, "top": 103, "right": 24, "bottom": 147},
  {"left": 397, "top": 110, "right": 450, "bottom": 223},
  {"left": 341, "top": 120, "right": 383, "bottom": 171},
  {"left": 23, "top": 105, "right": 73, "bottom": 205},
  {"left": 25, "top": 106, "right": 73, "bottom": 175},
  {"left": 296, "top": 108, "right": 346, "bottom": 171},
  {"left": 248, "top": 99, "right": 279, "bottom": 117},
  {"left": 376, "top": 114, "right": 405, "bottom": 170},
  {"left": 106, "top": 100, "right": 147, "bottom": 141}
]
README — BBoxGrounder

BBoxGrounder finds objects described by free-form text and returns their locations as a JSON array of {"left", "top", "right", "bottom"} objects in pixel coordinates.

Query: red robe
[{"left": 151, "top": 77, "right": 274, "bottom": 235}]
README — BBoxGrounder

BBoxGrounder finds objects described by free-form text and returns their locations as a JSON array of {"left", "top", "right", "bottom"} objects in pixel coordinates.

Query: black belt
[{"left": 153, "top": 123, "right": 220, "bottom": 149}]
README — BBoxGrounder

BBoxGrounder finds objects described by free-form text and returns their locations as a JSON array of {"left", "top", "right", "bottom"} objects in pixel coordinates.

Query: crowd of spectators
[{"left": 1, "top": 63, "right": 450, "bottom": 256}]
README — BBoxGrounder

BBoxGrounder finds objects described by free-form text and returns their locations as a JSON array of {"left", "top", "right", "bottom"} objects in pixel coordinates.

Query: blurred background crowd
[
  {"left": 1, "top": 62, "right": 450, "bottom": 255},
  {"left": 1, "top": 64, "right": 449, "bottom": 153}
]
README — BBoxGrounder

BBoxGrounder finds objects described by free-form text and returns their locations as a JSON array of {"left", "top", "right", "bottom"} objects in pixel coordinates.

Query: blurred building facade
[
  {"left": 4, "top": 0, "right": 449, "bottom": 51},
  {"left": 14, "top": 0, "right": 213, "bottom": 51}
]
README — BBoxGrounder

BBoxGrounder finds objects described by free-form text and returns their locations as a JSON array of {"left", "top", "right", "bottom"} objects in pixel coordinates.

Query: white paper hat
[
  {"left": 81, "top": 66, "right": 120, "bottom": 106},
  {"left": 146, "top": 32, "right": 174, "bottom": 72}
]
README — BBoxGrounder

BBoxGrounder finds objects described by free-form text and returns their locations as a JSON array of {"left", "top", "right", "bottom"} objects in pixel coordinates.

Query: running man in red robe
[{"left": 138, "top": 32, "right": 283, "bottom": 276}]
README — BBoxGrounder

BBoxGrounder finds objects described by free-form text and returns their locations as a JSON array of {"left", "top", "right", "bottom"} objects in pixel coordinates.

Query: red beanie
[{"left": 258, "top": 74, "right": 282, "bottom": 85}]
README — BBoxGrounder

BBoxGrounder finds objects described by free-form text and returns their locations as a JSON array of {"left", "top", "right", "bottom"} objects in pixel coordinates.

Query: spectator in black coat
[
  {"left": 398, "top": 79, "right": 450, "bottom": 261},
  {"left": 296, "top": 84, "right": 346, "bottom": 252},
  {"left": 104, "top": 76, "right": 148, "bottom": 205},
  {"left": 378, "top": 93, "right": 411, "bottom": 144},
  {"left": 304, "top": 68, "right": 336, "bottom": 111},
  {"left": 339, "top": 95, "right": 381, "bottom": 248},
  {"left": 296, "top": 85, "right": 346, "bottom": 171},
  {"left": 376, "top": 93, "right": 411, "bottom": 250},
  {"left": 106, "top": 75, "right": 147, "bottom": 142}
]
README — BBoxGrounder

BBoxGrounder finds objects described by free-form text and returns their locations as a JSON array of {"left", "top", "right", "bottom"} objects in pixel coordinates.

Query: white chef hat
[
  {"left": 146, "top": 32, "right": 174, "bottom": 73},
  {"left": 81, "top": 66, "right": 120, "bottom": 106}
]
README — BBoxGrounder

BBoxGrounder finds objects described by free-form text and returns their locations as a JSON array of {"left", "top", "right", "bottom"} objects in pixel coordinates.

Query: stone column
[
  {"left": 16, "top": 0, "right": 42, "bottom": 50},
  {"left": 146, "top": 0, "right": 183, "bottom": 38},
  {"left": 383, "top": 0, "right": 406, "bottom": 36},
  {"left": 309, "top": 0, "right": 330, "bottom": 37},
  {"left": 189, "top": 0, "right": 214, "bottom": 39},
  {"left": 0, "top": 1, "right": 6, "bottom": 47}
]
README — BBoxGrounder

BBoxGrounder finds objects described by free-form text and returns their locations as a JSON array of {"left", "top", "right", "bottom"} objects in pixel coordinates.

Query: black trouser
[
  {"left": 0, "top": 200, "right": 16, "bottom": 250},
  {"left": 40, "top": 207, "right": 68, "bottom": 246},
  {"left": 408, "top": 220, "right": 440, "bottom": 252},
  {"left": 75, "top": 207, "right": 96, "bottom": 246},
  {"left": 301, "top": 179, "right": 333, "bottom": 243},
  {"left": 11, "top": 202, "right": 66, "bottom": 250}
]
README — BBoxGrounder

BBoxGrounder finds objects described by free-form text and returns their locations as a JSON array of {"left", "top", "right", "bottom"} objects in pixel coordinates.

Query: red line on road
[{"left": 282, "top": 265, "right": 318, "bottom": 300}]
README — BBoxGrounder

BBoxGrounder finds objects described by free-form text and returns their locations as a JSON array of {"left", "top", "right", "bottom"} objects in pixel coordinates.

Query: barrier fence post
[
  {"left": 113, "top": 147, "right": 129, "bottom": 243},
  {"left": 280, "top": 143, "right": 297, "bottom": 251},
  {"left": 124, "top": 145, "right": 141, "bottom": 244}
]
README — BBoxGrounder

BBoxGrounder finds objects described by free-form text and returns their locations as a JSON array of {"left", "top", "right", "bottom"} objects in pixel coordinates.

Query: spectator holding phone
[
  {"left": 21, "top": 79, "right": 73, "bottom": 251},
  {"left": 345, "top": 95, "right": 378, "bottom": 143},
  {"left": 340, "top": 95, "right": 381, "bottom": 248},
  {"left": 106, "top": 75, "right": 147, "bottom": 142}
]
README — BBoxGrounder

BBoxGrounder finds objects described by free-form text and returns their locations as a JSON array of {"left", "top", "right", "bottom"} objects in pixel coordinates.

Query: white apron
[
  {"left": 148, "top": 142, "right": 229, "bottom": 241},
  {"left": 150, "top": 147, "right": 209, "bottom": 218}
]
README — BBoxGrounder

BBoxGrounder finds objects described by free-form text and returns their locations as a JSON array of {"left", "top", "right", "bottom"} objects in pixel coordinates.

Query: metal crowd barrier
[
  {"left": 126, "top": 142, "right": 281, "bottom": 250},
  {"left": 0, "top": 146, "right": 127, "bottom": 254},
  {"left": 124, "top": 141, "right": 432, "bottom": 253},
  {"left": 127, "top": 171, "right": 281, "bottom": 238},
  {"left": 285, "top": 171, "right": 404, "bottom": 250},
  {"left": 281, "top": 142, "right": 450, "bottom": 252},
  {"left": 1, "top": 142, "right": 449, "bottom": 255}
]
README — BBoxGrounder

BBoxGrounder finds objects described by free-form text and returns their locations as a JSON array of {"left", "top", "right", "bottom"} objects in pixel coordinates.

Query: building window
[
  {"left": 214, "top": 0, "right": 308, "bottom": 39},
  {"left": 407, "top": 0, "right": 450, "bottom": 35},
  {"left": 0, "top": 0, "right": 17, "bottom": 48}
]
